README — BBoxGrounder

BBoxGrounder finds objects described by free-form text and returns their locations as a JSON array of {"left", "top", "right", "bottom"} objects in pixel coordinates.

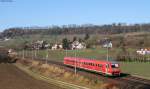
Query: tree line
[{"left": 1, "top": 23, "right": 150, "bottom": 38}]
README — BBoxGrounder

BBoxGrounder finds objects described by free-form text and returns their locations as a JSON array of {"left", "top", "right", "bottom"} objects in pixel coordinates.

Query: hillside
[
  {"left": 0, "top": 23, "right": 150, "bottom": 50},
  {"left": 1, "top": 23, "right": 150, "bottom": 38}
]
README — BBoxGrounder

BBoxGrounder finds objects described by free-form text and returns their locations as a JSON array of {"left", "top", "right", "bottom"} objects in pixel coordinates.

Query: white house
[
  {"left": 51, "top": 44, "right": 57, "bottom": 50},
  {"left": 136, "top": 49, "right": 150, "bottom": 55},
  {"left": 51, "top": 44, "right": 63, "bottom": 50},
  {"left": 71, "top": 41, "right": 86, "bottom": 50},
  {"left": 4, "top": 37, "right": 10, "bottom": 41},
  {"left": 33, "top": 40, "right": 50, "bottom": 49},
  {"left": 103, "top": 42, "right": 112, "bottom": 48}
]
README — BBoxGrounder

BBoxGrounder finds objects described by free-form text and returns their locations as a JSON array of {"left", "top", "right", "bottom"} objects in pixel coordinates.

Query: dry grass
[
  {"left": 40, "top": 64, "right": 50, "bottom": 69},
  {"left": 17, "top": 58, "right": 119, "bottom": 89},
  {"left": 63, "top": 72, "right": 72, "bottom": 79},
  {"left": 31, "top": 61, "right": 40, "bottom": 67},
  {"left": 101, "top": 83, "right": 119, "bottom": 89}
]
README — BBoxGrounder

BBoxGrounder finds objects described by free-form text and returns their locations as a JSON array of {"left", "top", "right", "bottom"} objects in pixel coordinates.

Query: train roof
[{"left": 64, "top": 57, "right": 114, "bottom": 64}]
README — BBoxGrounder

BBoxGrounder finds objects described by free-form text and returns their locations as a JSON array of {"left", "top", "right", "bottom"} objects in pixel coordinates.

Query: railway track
[
  {"left": 31, "top": 58, "right": 150, "bottom": 89},
  {"left": 114, "top": 76, "right": 150, "bottom": 89},
  {"left": 119, "top": 75, "right": 150, "bottom": 85}
]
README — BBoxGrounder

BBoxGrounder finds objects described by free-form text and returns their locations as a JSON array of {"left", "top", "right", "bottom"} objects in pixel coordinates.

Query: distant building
[
  {"left": 99, "top": 38, "right": 112, "bottom": 48},
  {"left": 4, "top": 37, "right": 10, "bottom": 41},
  {"left": 136, "top": 49, "right": 150, "bottom": 55},
  {"left": 103, "top": 42, "right": 112, "bottom": 48},
  {"left": 51, "top": 44, "right": 63, "bottom": 50},
  {"left": 71, "top": 41, "right": 86, "bottom": 50},
  {"left": 32, "top": 40, "right": 50, "bottom": 49}
]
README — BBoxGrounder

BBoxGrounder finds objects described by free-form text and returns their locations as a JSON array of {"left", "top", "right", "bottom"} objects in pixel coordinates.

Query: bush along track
[{"left": 15, "top": 58, "right": 119, "bottom": 89}]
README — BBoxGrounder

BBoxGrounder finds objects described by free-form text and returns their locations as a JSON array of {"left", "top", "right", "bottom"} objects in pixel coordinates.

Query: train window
[
  {"left": 95, "top": 64, "right": 97, "bottom": 66},
  {"left": 98, "top": 64, "right": 102, "bottom": 67},
  {"left": 92, "top": 63, "right": 94, "bottom": 66},
  {"left": 111, "top": 64, "right": 119, "bottom": 68}
]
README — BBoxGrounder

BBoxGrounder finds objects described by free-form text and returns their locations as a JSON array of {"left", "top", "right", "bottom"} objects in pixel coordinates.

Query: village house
[
  {"left": 51, "top": 44, "right": 63, "bottom": 50},
  {"left": 102, "top": 41, "right": 112, "bottom": 48},
  {"left": 71, "top": 41, "right": 86, "bottom": 50},
  {"left": 136, "top": 49, "right": 150, "bottom": 55},
  {"left": 32, "top": 40, "right": 50, "bottom": 49}
]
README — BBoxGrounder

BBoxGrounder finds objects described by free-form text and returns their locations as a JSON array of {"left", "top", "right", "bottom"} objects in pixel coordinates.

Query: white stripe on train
[{"left": 64, "top": 63, "right": 113, "bottom": 75}]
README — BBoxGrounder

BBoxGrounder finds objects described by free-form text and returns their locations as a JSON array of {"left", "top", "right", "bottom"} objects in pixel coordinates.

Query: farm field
[
  {"left": 18, "top": 49, "right": 150, "bottom": 79},
  {"left": 0, "top": 63, "right": 63, "bottom": 89}
]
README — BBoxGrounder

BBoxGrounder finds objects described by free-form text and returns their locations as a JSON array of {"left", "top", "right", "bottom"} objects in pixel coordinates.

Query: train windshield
[{"left": 111, "top": 64, "right": 119, "bottom": 68}]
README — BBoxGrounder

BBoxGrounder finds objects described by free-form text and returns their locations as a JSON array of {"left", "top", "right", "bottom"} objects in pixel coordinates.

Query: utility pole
[
  {"left": 106, "top": 29, "right": 109, "bottom": 61},
  {"left": 22, "top": 50, "right": 24, "bottom": 59},
  {"left": 75, "top": 49, "right": 77, "bottom": 75},
  {"left": 46, "top": 49, "right": 48, "bottom": 64},
  {"left": 25, "top": 50, "right": 27, "bottom": 58},
  {"left": 34, "top": 49, "right": 36, "bottom": 59},
  {"left": 65, "top": 49, "right": 67, "bottom": 57},
  {"left": 32, "top": 49, "right": 33, "bottom": 60},
  {"left": 107, "top": 46, "right": 109, "bottom": 61}
]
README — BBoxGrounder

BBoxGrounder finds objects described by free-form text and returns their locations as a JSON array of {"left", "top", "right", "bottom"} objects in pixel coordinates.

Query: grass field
[
  {"left": 120, "top": 62, "right": 150, "bottom": 79},
  {"left": 19, "top": 48, "right": 117, "bottom": 61}
]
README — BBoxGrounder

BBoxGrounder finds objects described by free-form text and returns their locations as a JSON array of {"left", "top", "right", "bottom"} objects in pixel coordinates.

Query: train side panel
[{"left": 64, "top": 57, "right": 120, "bottom": 76}]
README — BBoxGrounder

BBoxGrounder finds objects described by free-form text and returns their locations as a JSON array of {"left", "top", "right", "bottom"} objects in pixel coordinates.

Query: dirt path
[{"left": 0, "top": 63, "right": 63, "bottom": 89}]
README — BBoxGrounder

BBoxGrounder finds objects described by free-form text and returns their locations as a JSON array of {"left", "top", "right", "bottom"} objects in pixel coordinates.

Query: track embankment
[{"left": 15, "top": 63, "right": 90, "bottom": 89}]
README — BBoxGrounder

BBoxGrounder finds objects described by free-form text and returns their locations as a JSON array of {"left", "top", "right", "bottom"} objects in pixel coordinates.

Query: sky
[{"left": 0, "top": 0, "right": 150, "bottom": 32}]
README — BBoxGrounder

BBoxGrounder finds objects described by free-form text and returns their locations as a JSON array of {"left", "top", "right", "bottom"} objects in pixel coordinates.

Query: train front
[{"left": 110, "top": 62, "right": 121, "bottom": 76}]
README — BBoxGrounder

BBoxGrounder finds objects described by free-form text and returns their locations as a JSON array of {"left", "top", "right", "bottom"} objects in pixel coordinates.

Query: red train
[{"left": 64, "top": 57, "right": 121, "bottom": 76}]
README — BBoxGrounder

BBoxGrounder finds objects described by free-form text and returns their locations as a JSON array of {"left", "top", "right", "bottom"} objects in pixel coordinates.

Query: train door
[
  {"left": 99, "top": 64, "right": 103, "bottom": 72},
  {"left": 105, "top": 64, "right": 109, "bottom": 75}
]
